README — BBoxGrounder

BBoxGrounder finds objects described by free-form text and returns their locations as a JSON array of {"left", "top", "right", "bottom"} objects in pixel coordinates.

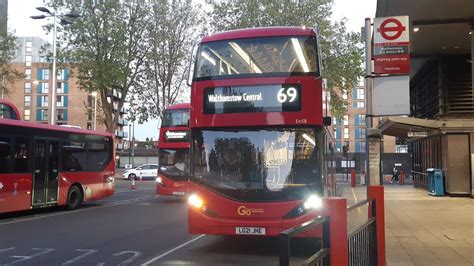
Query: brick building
[{"left": 3, "top": 36, "right": 129, "bottom": 150}]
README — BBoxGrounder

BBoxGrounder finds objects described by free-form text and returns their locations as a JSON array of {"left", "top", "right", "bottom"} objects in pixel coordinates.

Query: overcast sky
[{"left": 7, "top": 0, "right": 376, "bottom": 140}]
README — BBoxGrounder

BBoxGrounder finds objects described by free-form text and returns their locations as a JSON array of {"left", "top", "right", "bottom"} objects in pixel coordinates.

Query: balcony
[
  {"left": 117, "top": 118, "right": 129, "bottom": 126},
  {"left": 120, "top": 107, "right": 129, "bottom": 114},
  {"left": 114, "top": 130, "right": 128, "bottom": 139}
]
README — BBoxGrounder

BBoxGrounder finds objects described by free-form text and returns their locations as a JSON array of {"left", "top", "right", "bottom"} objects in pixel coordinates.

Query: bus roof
[
  {"left": 0, "top": 99, "right": 21, "bottom": 120},
  {"left": 166, "top": 103, "right": 190, "bottom": 110},
  {"left": 0, "top": 117, "right": 113, "bottom": 137},
  {"left": 201, "top": 27, "right": 316, "bottom": 43}
]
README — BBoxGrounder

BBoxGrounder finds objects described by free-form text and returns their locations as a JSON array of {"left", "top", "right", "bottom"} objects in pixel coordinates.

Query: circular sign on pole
[{"left": 378, "top": 18, "right": 406, "bottom": 41}]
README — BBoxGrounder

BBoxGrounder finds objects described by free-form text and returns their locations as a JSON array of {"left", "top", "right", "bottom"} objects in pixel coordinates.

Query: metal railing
[
  {"left": 279, "top": 216, "right": 330, "bottom": 266},
  {"left": 347, "top": 199, "right": 377, "bottom": 266}
]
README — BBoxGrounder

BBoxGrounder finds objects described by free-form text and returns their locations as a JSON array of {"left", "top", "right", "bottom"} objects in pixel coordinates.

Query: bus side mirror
[{"left": 323, "top": 116, "right": 332, "bottom": 126}]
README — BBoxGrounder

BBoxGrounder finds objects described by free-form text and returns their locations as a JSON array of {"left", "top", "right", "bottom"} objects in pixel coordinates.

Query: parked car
[{"left": 122, "top": 164, "right": 158, "bottom": 180}]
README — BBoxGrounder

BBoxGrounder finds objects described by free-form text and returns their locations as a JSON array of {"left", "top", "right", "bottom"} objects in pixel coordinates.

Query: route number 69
[{"left": 277, "top": 87, "right": 298, "bottom": 103}]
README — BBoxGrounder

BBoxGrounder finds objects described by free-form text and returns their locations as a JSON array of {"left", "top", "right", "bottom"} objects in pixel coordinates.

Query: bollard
[
  {"left": 322, "top": 197, "right": 348, "bottom": 266},
  {"left": 130, "top": 178, "right": 136, "bottom": 190},
  {"left": 351, "top": 169, "right": 356, "bottom": 187},
  {"left": 399, "top": 171, "right": 404, "bottom": 185},
  {"left": 367, "top": 186, "right": 386, "bottom": 266}
]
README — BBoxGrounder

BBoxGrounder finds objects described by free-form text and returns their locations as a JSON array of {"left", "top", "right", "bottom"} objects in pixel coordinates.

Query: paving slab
[{"left": 343, "top": 184, "right": 474, "bottom": 265}]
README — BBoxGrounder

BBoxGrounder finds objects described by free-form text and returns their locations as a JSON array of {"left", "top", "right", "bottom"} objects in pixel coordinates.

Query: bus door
[{"left": 32, "top": 139, "right": 60, "bottom": 206}]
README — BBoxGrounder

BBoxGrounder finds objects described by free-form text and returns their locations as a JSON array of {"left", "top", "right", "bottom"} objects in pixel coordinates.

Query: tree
[
  {"left": 0, "top": 20, "right": 22, "bottom": 98},
  {"left": 209, "top": 0, "right": 364, "bottom": 119},
  {"left": 47, "top": 0, "right": 151, "bottom": 132},
  {"left": 130, "top": 0, "right": 203, "bottom": 123}
]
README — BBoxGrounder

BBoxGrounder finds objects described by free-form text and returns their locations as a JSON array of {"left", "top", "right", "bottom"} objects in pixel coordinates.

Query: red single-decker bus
[
  {"left": 188, "top": 27, "right": 333, "bottom": 237},
  {"left": 156, "top": 103, "right": 190, "bottom": 196},
  {"left": 0, "top": 115, "right": 115, "bottom": 214}
]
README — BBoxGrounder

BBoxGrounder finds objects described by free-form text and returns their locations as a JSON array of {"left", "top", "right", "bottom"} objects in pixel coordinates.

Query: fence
[{"left": 278, "top": 186, "right": 385, "bottom": 266}]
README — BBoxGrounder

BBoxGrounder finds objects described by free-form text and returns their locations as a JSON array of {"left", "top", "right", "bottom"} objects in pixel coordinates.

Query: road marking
[
  {"left": 0, "top": 195, "right": 157, "bottom": 226},
  {"left": 62, "top": 249, "right": 99, "bottom": 265},
  {"left": 113, "top": 251, "right": 142, "bottom": 265},
  {"left": 6, "top": 248, "right": 55, "bottom": 265},
  {"left": 0, "top": 247, "right": 16, "bottom": 253},
  {"left": 141, "top": 235, "right": 206, "bottom": 265}
]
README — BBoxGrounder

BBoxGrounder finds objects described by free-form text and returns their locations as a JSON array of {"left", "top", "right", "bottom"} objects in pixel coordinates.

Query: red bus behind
[{"left": 156, "top": 103, "right": 190, "bottom": 197}]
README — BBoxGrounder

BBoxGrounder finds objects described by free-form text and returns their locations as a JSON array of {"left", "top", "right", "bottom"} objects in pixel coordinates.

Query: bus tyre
[
  {"left": 128, "top": 173, "right": 136, "bottom": 181},
  {"left": 67, "top": 186, "right": 83, "bottom": 210}
]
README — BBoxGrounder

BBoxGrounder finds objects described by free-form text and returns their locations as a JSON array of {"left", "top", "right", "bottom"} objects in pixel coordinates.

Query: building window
[
  {"left": 24, "top": 96, "right": 31, "bottom": 107},
  {"left": 56, "top": 96, "right": 67, "bottom": 107},
  {"left": 24, "top": 109, "right": 31, "bottom": 121},
  {"left": 25, "top": 55, "right": 32, "bottom": 67},
  {"left": 42, "top": 83, "right": 49, "bottom": 94},
  {"left": 25, "top": 69, "right": 31, "bottom": 80},
  {"left": 343, "top": 115, "right": 349, "bottom": 126},
  {"left": 396, "top": 145, "right": 408, "bottom": 153},
  {"left": 333, "top": 128, "right": 337, "bottom": 139},
  {"left": 335, "top": 141, "right": 342, "bottom": 152},
  {"left": 355, "top": 127, "right": 366, "bottom": 139},
  {"left": 24, "top": 83, "right": 31, "bottom": 94},
  {"left": 25, "top": 41, "right": 32, "bottom": 53},
  {"left": 38, "top": 109, "right": 48, "bottom": 121},
  {"left": 355, "top": 141, "right": 366, "bottom": 153},
  {"left": 344, "top": 127, "right": 349, "bottom": 139},
  {"left": 39, "top": 96, "right": 48, "bottom": 107},
  {"left": 354, "top": 114, "right": 366, "bottom": 126},
  {"left": 353, "top": 87, "right": 365, "bottom": 100},
  {"left": 56, "top": 109, "right": 67, "bottom": 121},
  {"left": 43, "top": 69, "right": 49, "bottom": 80},
  {"left": 352, "top": 101, "right": 365, "bottom": 109}
]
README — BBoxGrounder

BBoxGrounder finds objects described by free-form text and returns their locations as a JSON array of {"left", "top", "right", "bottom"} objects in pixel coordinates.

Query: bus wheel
[
  {"left": 128, "top": 173, "right": 136, "bottom": 180},
  {"left": 67, "top": 186, "right": 83, "bottom": 210}
]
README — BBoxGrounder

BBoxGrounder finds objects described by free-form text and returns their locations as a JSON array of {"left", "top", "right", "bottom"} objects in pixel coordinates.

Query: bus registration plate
[
  {"left": 236, "top": 227, "right": 265, "bottom": 235},
  {"left": 172, "top": 191, "right": 185, "bottom": 196}
]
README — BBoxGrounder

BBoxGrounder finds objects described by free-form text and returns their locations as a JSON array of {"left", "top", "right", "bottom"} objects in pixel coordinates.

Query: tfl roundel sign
[
  {"left": 374, "top": 16, "right": 409, "bottom": 44},
  {"left": 373, "top": 16, "right": 410, "bottom": 75}
]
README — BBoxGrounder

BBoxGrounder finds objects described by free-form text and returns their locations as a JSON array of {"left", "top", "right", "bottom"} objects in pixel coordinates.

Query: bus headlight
[
  {"left": 188, "top": 194, "right": 204, "bottom": 209},
  {"left": 303, "top": 195, "right": 322, "bottom": 210},
  {"left": 156, "top": 177, "right": 162, "bottom": 184},
  {"left": 107, "top": 176, "right": 115, "bottom": 183}
]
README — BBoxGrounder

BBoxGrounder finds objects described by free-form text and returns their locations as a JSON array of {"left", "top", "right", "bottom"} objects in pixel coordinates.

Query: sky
[{"left": 7, "top": 0, "right": 376, "bottom": 141}]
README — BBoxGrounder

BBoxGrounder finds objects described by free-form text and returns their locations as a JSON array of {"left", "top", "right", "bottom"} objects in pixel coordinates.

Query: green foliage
[
  {"left": 47, "top": 0, "right": 151, "bottom": 132},
  {"left": 0, "top": 20, "right": 23, "bottom": 97},
  {"left": 130, "top": 0, "right": 203, "bottom": 123},
  {"left": 210, "top": 0, "right": 364, "bottom": 119}
]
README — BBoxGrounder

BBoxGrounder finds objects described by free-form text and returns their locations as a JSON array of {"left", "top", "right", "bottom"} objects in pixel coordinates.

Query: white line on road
[
  {"left": 141, "top": 235, "right": 206, "bottom": 265},
  {"left": 0, "top": 195, "right": 157, "bottom": 226}
]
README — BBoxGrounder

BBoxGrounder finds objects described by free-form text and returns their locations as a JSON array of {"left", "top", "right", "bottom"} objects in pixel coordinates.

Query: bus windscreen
[
  {"left": 195, "top": 36, "right": 319, "bottom": 80},
  {"left": 192, "top": 127, "right": 324, "bottom": 202}
]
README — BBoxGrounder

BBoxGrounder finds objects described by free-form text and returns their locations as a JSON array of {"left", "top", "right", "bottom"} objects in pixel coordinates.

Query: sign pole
[{"left": 364, "top": 18, "right": 373, "bottom": 186}]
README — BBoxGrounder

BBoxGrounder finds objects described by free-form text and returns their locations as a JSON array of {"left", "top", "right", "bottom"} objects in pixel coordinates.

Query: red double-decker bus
[
  {"left": 187, "top": 27, "right": 334, "bottom": 236},
  {"left": 156, "top": 103, "right": 190, "bottom": 196},
  {"left": 0, "top": 113, "right": 115, "bottom": 214}
]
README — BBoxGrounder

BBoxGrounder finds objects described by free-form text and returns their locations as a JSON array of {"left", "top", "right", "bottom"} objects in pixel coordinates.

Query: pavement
[{"left": 343, "top": 184, "right": 474, "bottom": 266}]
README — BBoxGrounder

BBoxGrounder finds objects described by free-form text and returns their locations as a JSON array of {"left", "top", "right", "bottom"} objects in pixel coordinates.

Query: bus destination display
[{"left": 204, "top": 84, "right": 301, "bottom": 114}]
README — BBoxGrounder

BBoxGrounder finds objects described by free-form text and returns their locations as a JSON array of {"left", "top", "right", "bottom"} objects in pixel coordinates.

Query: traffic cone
[{"left": 130, "top": 178, "right": 136, "bottom": 190}]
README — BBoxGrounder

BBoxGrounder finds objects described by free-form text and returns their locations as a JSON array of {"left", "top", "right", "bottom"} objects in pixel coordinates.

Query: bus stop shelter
[{"left": 375, "top": 0, "right": 474, "bottom": 197}]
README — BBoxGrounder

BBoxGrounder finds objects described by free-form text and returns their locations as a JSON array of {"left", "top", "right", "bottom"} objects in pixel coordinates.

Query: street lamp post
[
  {"left": 91, "top": 91, "right": 98, "bottom": 130},
  {"left": 31, "top": 7, "right": 80, "bottom": 125}
]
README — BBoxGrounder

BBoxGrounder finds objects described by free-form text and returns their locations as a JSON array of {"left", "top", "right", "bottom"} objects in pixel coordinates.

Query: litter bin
[{"left": 426, "top": 168, "right": 445, "bottom": 196}]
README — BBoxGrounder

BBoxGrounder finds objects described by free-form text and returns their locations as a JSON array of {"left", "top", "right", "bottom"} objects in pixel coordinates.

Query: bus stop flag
[{"left": 373, "top": 16, "right": 410, "bottom": 75}]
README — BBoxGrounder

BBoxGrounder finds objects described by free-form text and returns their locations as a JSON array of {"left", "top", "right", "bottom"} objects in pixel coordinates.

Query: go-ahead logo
[{"left": 237, "top": 206, "right": 264, "bottom": 216}]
